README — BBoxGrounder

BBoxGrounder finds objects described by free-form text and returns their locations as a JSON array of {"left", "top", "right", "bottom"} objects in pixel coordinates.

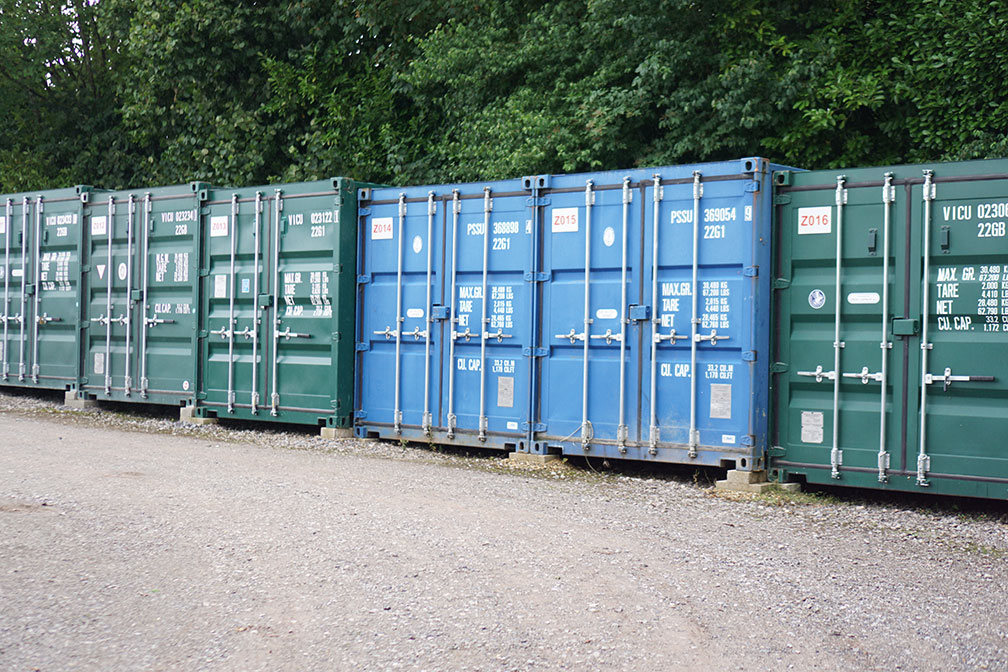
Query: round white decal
[
  {"left": 808, "top": 289, "right": 826, "bottom": 310},
  {"left": 117, "top": 263, "right": 128, "bottom": 280},
  {"left": 412, "top": 235, "right": 423, "bottom": 254},
  {"left": 603, "top": 226, "right": 616, "bottom": 247},
  {"left": 182, "top": 380, "right": 190, "bottom": 391}
]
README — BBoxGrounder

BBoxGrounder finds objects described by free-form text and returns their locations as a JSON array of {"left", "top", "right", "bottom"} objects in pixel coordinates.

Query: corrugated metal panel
[
  {"left": 356, "top": 158, "right": 785, "bottom": 470},
  {"left": 771, "top": 159, "right": 1008, "bottom": 499},
  {"left": 193, "top": 178, "right": 363, "bottom": 428},
  {"left": 0, "top": 187, "right": 92, "bottom": 391},
  {"left": 81, "top": 185, "right": 202, "bottom": 403}
]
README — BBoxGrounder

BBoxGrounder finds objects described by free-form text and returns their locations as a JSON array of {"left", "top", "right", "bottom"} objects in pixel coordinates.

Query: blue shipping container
[{"left": 356, "top": 158, "right": 788, "bottom": 472}]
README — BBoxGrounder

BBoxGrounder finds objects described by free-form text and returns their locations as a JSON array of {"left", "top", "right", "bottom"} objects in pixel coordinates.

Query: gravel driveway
[{"left": 1, "top": 391, "right": 1006, "bottom": 671}]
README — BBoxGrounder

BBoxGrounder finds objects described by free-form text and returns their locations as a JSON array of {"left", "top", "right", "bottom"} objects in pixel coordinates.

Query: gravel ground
[{"left": 0, "top": 389, "right": 1006, "bottom": 671}]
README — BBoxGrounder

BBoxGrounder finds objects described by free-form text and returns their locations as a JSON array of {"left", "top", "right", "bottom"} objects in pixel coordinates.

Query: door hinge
[
  {"left": 770, "top": 362, "right": 789, "bottom": 373},
  {"left": 769, "top": 446, "right": 786, "bottom": 457},
  {"left": 744, "top": 181, "right": 760, "bottom": 193},
  {"left": 773, "top": 278, "right": 791, "bottom": 290},
  {"left": 521, "top": 421, "right": 546, "bottom": 432},
  {"left": 357, "top": 206, "right": 371, "bottom": 217},
  {"left": 742, "top": 266, "right": 758, "bottom": 278},
  {"left": 355, "top": 342, "right": 370, "bottom": 352},
  {"left": 357, "top": 274, "right": 371, "bottom": 284},
  {"left": 522, "top": 346, "right": 547, "bottom": 357},
  {"left": 525, "top": 196, "right": 551, "bottom": 207},
  {"left": 198, "top": 329, "right": 209, "bottom": 338},
  {"left": 741, "top": 435, "right": 755, "bottom": 447},
  {"left": 742, "top": 350, "right": 757, "bottom": 362},
  {"left": 523, "top": 271, "right": 549, "bottom": 282},
  {"left": 773, "top": 194, "right": 792, "bottom": 205},
  {"left": 331, "top": 332, "right": 340, "bottom": 342},
  {"left": 354, "top": 410, "right": 368, "bottom": 419},
  {"left": 431, "top": 305, "right": 450, "bottom": 320}
]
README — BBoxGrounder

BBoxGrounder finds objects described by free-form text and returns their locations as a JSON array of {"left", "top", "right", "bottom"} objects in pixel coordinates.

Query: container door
[
  {"left": 32, "top": 194, "right": 84, "bottom": 387},
  {"left": 539, "top": 178, "right": 643, "bottom": 455},
  {"left": 358, "top": 192, "right": 444, "bottom": 436},
  {"left": 202, "top": 191, "right": 268, "bottom": 416},
  {"left": 910, "top": 172, "right": 1008, "bottom": 489},
  {"left": 265, "top": 189, "right": 342, "bottom": 420},
  {"left": 137, "top": 192, "right": 199, "bottom": 400},
  {"left": 775, "top": 174, "right": 910, "bottom": 483},
  {"left": 0, "top": 196, "right": 31, "bottom": 383},
  {"left": 640, "top": 173, "right": 762, "bottom": 465},
  {"left": 441, "top": 188, "right": 531, "bottom": 447},
  {"left": 84, "top": 195, "right": 135, "bottom": 398}
]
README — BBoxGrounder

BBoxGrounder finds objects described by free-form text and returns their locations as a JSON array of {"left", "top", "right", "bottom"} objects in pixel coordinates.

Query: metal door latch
[
  {"left": 453, "top": 328, "right": 475, "bottom": 342},
  {"left": 36, "top": 313, "right": 60, "bottom": 325},
  {"left": 145, "top": 316, "right": 175, "bottom": 327},
  {"left": 484, "top": 328, "right": 512, "bottom": 342},
  {"left": 590, "top": 329, "right": 622, "bottom": 344},
  {"left": 696, "top": 329, "right": 728, "bottom": 345},
  {"left": 276, "top": 327, "right": 311, "bottom": 340},
  {"left": 556, "top": 328, "right": 585, "bottom": 344},
  {"left": 925, "top": 367, "right": 995, "bottom": 391},
  {"left": 373, "top": 326, "right": 397, "bottom": 340},
  {"left": 797, "top": 365, "right": 836, "bottom": 383},
  {"left": 654, "top": 329, "right": 687, "bottom": 344},
  {"left": 209, "top": 327, "right": 232, "bottom": 339},
  {"left": 842, "top": 366, "right": 883, "bottom": 384}
]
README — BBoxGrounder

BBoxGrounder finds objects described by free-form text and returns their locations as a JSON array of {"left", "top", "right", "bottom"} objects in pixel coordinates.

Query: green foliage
[{"left": 2, "top": 0, "right": 1008, "bottom": 190}]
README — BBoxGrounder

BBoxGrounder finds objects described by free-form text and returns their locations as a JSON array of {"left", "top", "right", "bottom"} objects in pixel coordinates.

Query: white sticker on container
[
  {"left": 797, "top": 206, "right": 831, "bottom": 235},
  {"left": 94, "top": 352, "right": 104, "bottom": 375},
  {"left": 241, "top": 278, "right": 250, "bottom": 294},
  {"left": 182, "top": 380, "right": 190, "bottom": 391},
  {"left": 11, "top": 268, "right": 22, "bottom": 278},
  {"left": 412, "top": 235, "right": 423, "bottom": 254},
  {"left": 744, "top": 205, "right": 753, "bottom": 222},
  {"left": 91, "top": 215, "right": 107, "bottom": 236},
  {"left": 596, "top": 308, "right": 618, "bottom": 320},
  {"left": 551, "top": 207, "right": 579, "bottom": 233},
  {"left": 506, "top": 421, "right": 519, "bottom": 431},
  {"left": 0, "top": 216, "right": 5, "bottom": 234},
  {"left": 602, "top": 226, "right": 615, "bottom": 247},
  {"left": 117, "top": 263, "right": 127, "bottom": 281},
  {"left": 371, "top": 217, "right": 393, "bottom": 240},
  {"left": 96, "top": 264, "right": 106, "bottom": 280},
  {"left": 214, "top": 274, "right": 227, "bottom": 298},
  {"left": 721, "top": 434, "right": 736, "bottom": 445},
  {"left": 847, "top": 292, "right": 880, "bottom": 305},
  {"left": 406, "top": 308, "right": 424, "bottom": 319},
  {"left": 209, "top": 216, "right": 229, "bottom": 237},
  {"left": 801, "top": 411, "right": 824, "bottom": 444},
  {"left": 497, "top": 376, "right": 514, "bottom": 408},
  {"left": 808, "top": 289, "right": 826, "bottom": 310},
  {"left": 710, "top": 383, "right": 732, "bottom": 419}
]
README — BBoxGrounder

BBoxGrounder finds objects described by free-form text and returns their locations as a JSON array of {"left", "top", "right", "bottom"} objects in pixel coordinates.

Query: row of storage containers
[
  {"left": 2, "top": 157, "right": 1006, "bottom": 500},
  {"left": 0, "top": 179, "right": 364, "bottom": 431}
]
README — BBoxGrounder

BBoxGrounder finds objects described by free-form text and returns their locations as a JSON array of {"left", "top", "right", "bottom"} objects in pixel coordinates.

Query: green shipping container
[
  {"left": 191, "top": 178, "right": 364, "bottom": 430},
  {"left": 1, "top": 187, "right": 93, "bottom": 391},
  {"left": 771, "top": 159, "right": 1008, "bottom": 499},
  {"left": 79, "top": 184, "right": 204, "bottom": 405}
]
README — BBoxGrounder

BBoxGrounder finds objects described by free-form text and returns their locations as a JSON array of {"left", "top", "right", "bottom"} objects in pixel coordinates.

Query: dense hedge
[{"left": 2, "top": 0, "right": 1006, "bottom": 191}]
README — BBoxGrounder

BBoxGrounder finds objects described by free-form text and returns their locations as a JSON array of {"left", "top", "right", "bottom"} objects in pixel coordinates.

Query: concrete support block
[
  {"left": 320, "top": 426, "right": 352, "bottom": 439},
  {"left": 179, "top": 405, "right": 217, "bottom": 425},
  {"left": 508, "top": 452, "right": 560, "bottom": 464},
  {"left": 716, "top": 469, "right": 801, "bottom": 493},
  {"left": 63, "top": 390, "right": 97, "bottom": 409}
]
